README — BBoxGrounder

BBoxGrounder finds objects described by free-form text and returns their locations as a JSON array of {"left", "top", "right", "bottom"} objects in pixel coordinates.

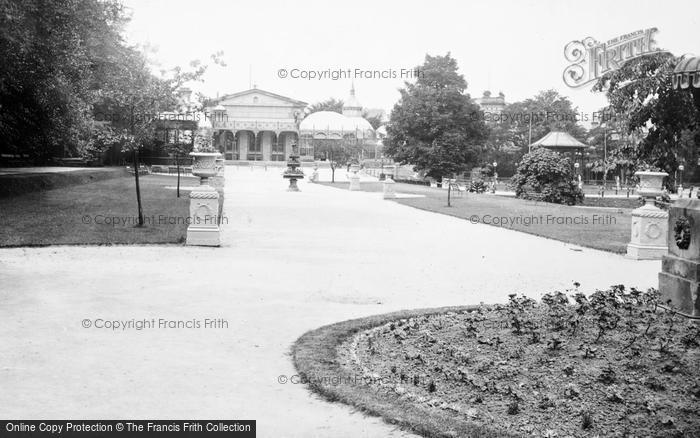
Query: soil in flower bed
[{"left": 341, "top": 287, "right": 700, "bottom": 437}]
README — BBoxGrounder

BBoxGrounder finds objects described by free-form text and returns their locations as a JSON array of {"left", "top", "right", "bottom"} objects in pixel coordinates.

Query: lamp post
[
  {"left": 574, "top": 162, "right": 582, "bottom": 189},
  {"left": 603, "top": 123, "right": 608, "bottom": 189},
  {"left": 380, "top": 154, "right": 385, "bottom": 180},
  {"left": 492, "top": 161, "right": 498, "bottom": 193}
]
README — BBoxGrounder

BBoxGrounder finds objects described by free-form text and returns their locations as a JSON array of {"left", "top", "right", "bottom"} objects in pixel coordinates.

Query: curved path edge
[{"left": 292, "top": 305, "right": 522, "bottom": 438}]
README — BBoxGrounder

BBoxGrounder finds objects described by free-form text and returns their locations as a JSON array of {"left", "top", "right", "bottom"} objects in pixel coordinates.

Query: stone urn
[
  {"left": 190, "top": 152, "right": 221, "bottom": 184},
  {"left": 636, "top": 171, "right": 667, "bottom": 199},
  {"left": 627, "top": 171, "right": 669, "bottom": 260}
]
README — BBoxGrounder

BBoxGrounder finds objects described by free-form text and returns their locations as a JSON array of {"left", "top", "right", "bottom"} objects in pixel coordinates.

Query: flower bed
[
  {"left": 298, "top": 286, "right": 700, "bottom": 438},
  {"left": 347, "top": 288, "right": 699, "bottom": 437}
]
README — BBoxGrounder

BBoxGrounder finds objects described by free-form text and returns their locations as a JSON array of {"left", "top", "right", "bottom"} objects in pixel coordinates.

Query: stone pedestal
[
  {"left": 186, "top": 152, "right": 222, "bottom": 247},
  {"left": 626, "top": 203, "right": 668, "bottom": 259},
  {"left": 186, "top": 184, "right": 221, "bottom": 246},
  {"left": 659, "top": 198, "right": 700, "bottom": 316},
  {"left": 349, "top": 173, "right": 361, "bottom": 191},
  {"left": 627, "top": 171, "right": 668, "bottom": 260},
  {"left": 383, "top": 177, "right": 396, "bottom": 199},
  {"left": 310, "top": 162, "right": 319, "bottom": 183}
]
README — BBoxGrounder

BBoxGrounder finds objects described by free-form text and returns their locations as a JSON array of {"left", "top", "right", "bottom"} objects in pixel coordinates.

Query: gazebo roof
[
  {"left": 672, "top": 56, "right": 700, "bottom": 90},
  {"left": 531, "top": 131, "right": 586, "bottom": 150}
]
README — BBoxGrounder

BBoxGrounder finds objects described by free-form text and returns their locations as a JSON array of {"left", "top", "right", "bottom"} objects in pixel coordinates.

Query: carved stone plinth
[
  {"left": 659, "top": 198, "right": 700, "bottom": 316},
  {"left": 627, "top": 203, "right": 668, "bottom": 259},
  {"left": 186, "top": 185, "right": 221, "bottom": 246},
  {"left": 349, "top": 173, "right": 361, "bottom": 191},
  {"left": 627, "top": 171, "right": 668, "bottom": 260},
  {"left": 383, "top": 177, "right": 396, "bottom": 199}
]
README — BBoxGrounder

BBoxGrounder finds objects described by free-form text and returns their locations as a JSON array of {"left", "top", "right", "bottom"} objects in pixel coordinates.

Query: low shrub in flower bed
[{"left": 339, "top": 286, "right": 699, "bottom": 437}]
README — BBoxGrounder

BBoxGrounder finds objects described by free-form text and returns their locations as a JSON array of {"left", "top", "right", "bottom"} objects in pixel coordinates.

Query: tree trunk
[
  {"left": 133, "top": 149, "right": 144, "bottom": 226},
  {"left": 176, "top": 153, "right": 181, "bottom": 198},
  {"left": 447, "top": 181, "right": 451, "bottom": 207}
]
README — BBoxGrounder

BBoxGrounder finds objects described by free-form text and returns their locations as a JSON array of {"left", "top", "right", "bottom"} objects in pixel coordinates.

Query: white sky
[{"left": 122, "top": 0, "right": 700, "bottom": 122}]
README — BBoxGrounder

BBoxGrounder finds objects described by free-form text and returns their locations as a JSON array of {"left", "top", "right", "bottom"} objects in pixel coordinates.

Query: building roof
[
  {"left": 531, "top": 131, "right": 586, "bottom": 149},
  {"left": 475, "top": 90, "right": 506, "bottom": 106},
  {"left": 213, "top": 88, "right": 308, "bottom": 107},
  {"left": 299, "top": 111, "right": 374, "bottom": 138}
]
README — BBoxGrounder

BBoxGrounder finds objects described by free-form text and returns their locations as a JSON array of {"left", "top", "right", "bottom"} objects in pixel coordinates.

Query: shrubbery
[
  {"left": 469, "top": 179, "right": 486, "bottom": 193},
  {"left": 511, "top": 148, "right": 584, "bottom": 205}
]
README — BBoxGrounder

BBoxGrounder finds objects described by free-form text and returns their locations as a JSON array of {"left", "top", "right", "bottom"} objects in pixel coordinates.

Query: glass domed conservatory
[
  {"left": 298, "top": 85, "right": 377, "bottom": 161},
  {"left": 208, "top": 85, "right": 378, "bottom": 162}
]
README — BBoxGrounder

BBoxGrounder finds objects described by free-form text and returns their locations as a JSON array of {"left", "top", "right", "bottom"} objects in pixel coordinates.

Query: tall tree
[
  {"left": 592, "top": 52, "right": 700, "bottom": 182},
  {"left": 478, "top": 90, "right": 587, "bottom": 177},
  {"left": 307, "top": 98, "right": 344, "bottom": 114},
  {"left": 362, "top": 109, "right": 385, "bottom": 130},
  {"left": 0, "top": 0, "right": 129, "bottom": 161},
  {"left": 384, "top": 53, "right": 489, "bottom": 180},
  {"left": 312, "top": 139, "right": 360, "bottom": 183}
]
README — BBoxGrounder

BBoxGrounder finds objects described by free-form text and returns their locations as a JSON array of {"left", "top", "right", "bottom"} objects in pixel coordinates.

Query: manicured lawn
[
  {"left": 320, "top": 182, "right": 632, "bottom": 253},
  {"left": 0, "top": 174, "right": 198, "bottom": 246}
]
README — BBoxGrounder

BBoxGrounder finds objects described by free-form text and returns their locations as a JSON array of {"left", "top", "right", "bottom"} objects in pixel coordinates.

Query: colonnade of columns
[{"left": 213, "top": 130, "right": 299, "bottom": 161}]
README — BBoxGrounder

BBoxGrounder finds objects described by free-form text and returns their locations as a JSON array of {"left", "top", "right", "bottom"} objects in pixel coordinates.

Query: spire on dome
[{"left": 343, "top": 83, "right": 363, "bottom": 117}]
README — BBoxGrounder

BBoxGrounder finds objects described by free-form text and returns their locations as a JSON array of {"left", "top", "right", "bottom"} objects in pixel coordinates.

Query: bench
[
  {"left": 126, "top": 165, "right": 150, "bottom": 175},
  {"left": 151, "top": 165, "right": 170, "bottom": 174},
  {"left": 56, "top": 157, "right": 89, "bottom": 166},
  {"left": 449, "top": 181, "right": 466, "bottom": 196},
  {"left": 1, "top": 153, "right": 33, "bottom": 166}
]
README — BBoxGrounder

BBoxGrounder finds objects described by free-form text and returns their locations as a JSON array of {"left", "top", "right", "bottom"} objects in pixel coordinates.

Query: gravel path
[{"left": 0, "top": 167, "right": 659, "bottom": 437}]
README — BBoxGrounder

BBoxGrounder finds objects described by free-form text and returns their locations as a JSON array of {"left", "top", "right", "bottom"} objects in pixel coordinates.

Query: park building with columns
[
  {"left": 209, "top": 87, "right": 308, "bottom": 162},
  {"left": 208, "top": 85, "right": 377, "bottom": 163}
]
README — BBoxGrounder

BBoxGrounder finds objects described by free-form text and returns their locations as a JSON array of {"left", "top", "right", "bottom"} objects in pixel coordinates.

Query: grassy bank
[
  {"left": 0, "top": 167, "right": 127, "bottom": 198},
  {"left": 319, "top": 181, "right": 632, "bottom": 253},
  {"left": 0, "top": 174, "right": 196, "bottom": 246}
]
